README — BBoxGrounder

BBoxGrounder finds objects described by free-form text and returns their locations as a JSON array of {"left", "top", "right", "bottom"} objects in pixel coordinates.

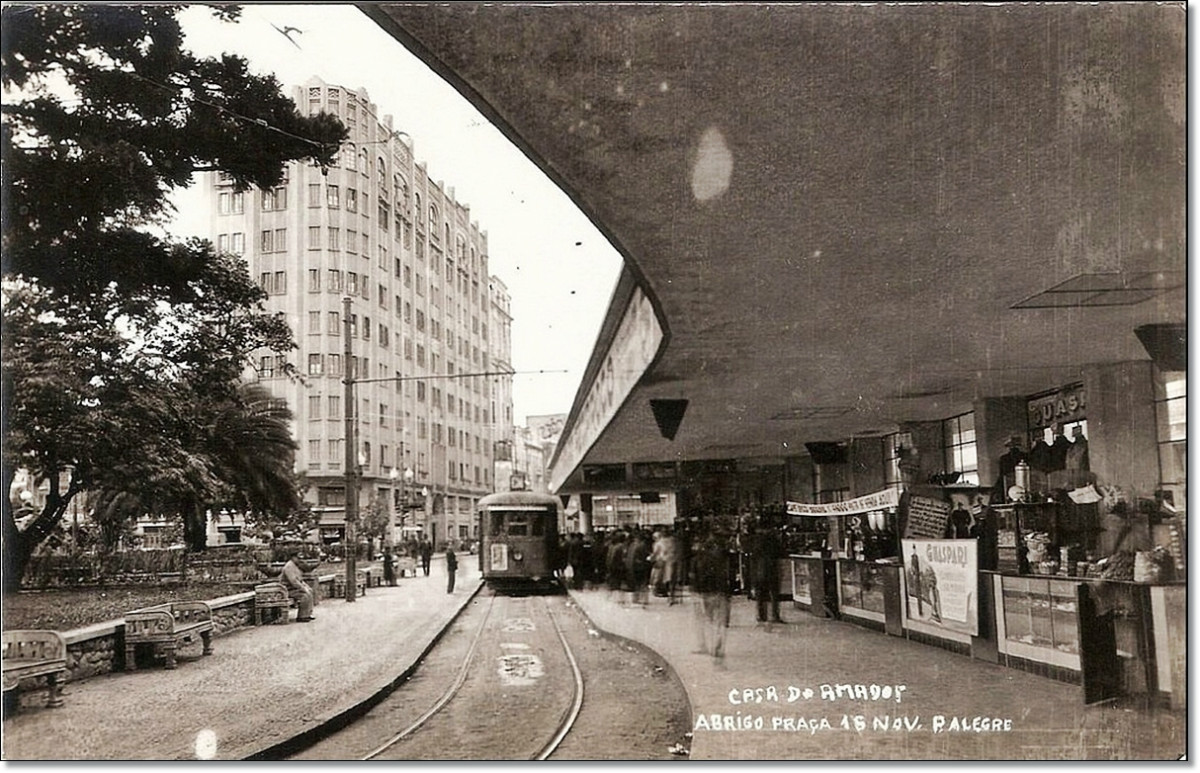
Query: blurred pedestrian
[
  {"left": 383, "top": 548, "right": 397, "bottom": 587},
  {"left": 589, "top": 532, "right": 608, "bottom": 588},
  {"left": 627, "top": 529, "right": 652, "bottom": 606},
  {"left": 650, "top": 528, "right": 680, "bottom": 603},
  {"left": 566, "top": 533, "right": 585, "bottom": 590},
  {"left": 606, "top": 531, "right": 628, "bottom": 601},
  {"left": 445, "top": 545, "right": 458, "bottom": 593},
  {"left": 420, "top": 539, "right": 433, "bottom": 577},
  {"left": 662, "top": 528, "right": 682, "bottom": 605},
  {"left": 692, "top": 533, "right": 732, "bottom": 662}
]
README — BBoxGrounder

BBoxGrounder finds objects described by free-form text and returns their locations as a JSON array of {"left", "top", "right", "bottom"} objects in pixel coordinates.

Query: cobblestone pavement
[
  {"left": 2, "top": 560, "right": 481, "bottom": 760},
  {"left": 568, "top": 588, "right": 1186, "bottom": 760}
]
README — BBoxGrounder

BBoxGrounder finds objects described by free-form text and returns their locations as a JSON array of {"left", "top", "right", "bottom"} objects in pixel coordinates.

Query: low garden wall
[{"left": 6, "top": 570, "right": 375, "bottom": 701}]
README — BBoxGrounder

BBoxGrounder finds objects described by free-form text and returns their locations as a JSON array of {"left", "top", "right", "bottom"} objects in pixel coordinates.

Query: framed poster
[{"left": 901, "top": 539, "right": 979, "bottom": 636}]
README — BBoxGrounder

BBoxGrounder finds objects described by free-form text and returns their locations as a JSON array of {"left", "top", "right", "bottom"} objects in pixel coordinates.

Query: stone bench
[
  {"left": 3, "top": 630, "right": 67, "bottom": 710},
  {"left": 331, "top": 570, "right": 367, "bottom": 599},
  {"left": 123, "top": 601, "right": 213, "bottom": 670},
  {"left": 253, "top": 582, "right": 294, "bottom": 625}
]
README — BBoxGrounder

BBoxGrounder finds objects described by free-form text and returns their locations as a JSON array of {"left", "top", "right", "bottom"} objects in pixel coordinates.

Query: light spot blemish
[
  {"left": 659, "top": 81, "right": 670, "bottom": 93},
  {"left": 691, "top": 126, "right": 733, "bottom": 202},
  {"left": 195, "top": 730, "right": 218, "bottom": 760}
]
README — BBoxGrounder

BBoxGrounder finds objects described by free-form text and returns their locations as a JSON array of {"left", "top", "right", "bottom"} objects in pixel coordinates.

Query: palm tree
[
  {"left": 193, "top": 383, "right": 302, "bottom": 551},
  {"left": 90, "top": 382, "right": 304, "bottom": 553}
]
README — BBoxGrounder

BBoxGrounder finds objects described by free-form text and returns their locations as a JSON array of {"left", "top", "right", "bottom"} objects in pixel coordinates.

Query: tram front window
[
  {"left": 490, "top": 512, "right": 504, "bottom": 537},
  {"left": 507, "top": 514, "right": 529, "bottom": 536}
]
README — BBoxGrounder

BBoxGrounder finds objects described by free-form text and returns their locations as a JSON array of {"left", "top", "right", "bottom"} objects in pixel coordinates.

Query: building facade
[{"left": 203, "top": 76, "right": 514, "bottom": 550}]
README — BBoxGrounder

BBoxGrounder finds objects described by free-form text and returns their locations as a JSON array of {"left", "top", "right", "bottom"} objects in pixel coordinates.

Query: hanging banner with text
[
  {"left": 786, "top": 488, "right": 900, "bottom": 517},
  {"left": 900, "top": 539, "right": 978, "bottom": 636}
]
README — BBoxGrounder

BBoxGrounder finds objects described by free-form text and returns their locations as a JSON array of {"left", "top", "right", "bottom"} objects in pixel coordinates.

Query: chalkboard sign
[{"left": 904, "top": 495, "right": 952, "bottom": 539}]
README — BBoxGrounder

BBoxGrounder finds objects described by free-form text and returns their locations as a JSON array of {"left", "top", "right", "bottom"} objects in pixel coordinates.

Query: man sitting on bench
[{"left": 279, "top": 553, "right": 315, "bottom": 622}]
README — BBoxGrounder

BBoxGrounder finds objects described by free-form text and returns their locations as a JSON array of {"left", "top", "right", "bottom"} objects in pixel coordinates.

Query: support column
[{"left": 579, "top": 493, "right": 594, "bottom": 535}]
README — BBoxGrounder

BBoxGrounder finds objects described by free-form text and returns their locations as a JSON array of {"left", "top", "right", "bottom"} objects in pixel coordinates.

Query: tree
[
  {"left": 183, "top": 382, "right": 305, "bottom": 551},
  {"left": 2, "top": 4, "right": 348, "bottom": 593},
  {"left": 360, "top": 490, "right": 393, "bottom": 555},
  {"left": 86, "top": 382, "right": 305, "bottom": 552}
]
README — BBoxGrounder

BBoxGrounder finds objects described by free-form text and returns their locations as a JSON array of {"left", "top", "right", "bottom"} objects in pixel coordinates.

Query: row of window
[
  {"left": 306, "top": 437, "right": 490, "bottom": 485},
  {"left": 218, "top": 177, "right": 479, "bottom": 262},
  {"left": 217, "top": 222, "right": 490, "bottom": 322},
  {"left": 216, "top": 186, "right": 288, "bottom": 215},
  {"left": 289, "top": 265, "right": 486, "bottom": 336},
  {"left": 302, "top": 87, "right": 485, "bottom": 263}
]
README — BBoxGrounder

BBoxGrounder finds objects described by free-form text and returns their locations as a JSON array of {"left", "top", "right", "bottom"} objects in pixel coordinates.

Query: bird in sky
[{"left": 271, "top": 23, "right": 304, "bottom": 49}]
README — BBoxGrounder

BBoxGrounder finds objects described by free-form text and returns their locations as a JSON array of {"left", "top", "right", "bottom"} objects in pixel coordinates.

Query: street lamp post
[
  {"left": 403, "top": 466, "right": 415, "bottom": 517},
  {"left": 388, "top": 467, "right": 400, "bottom": 549},
  {"left": 343, "top": 296, "right": 358, "bottom": 603}
]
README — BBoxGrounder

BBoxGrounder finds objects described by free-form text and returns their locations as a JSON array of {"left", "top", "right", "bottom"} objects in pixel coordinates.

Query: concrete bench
[
  {"left": 124, "top": 601, "right": 213, "bottom": 670},
  {"left": 3, "top": 630, "right": 67, "bottom": 710},
  {"left": 332, "top": 570, "right": 367, "bottom": 598},
  {"left": 253, "top": 582, "right": 294, "bottom": 625}
]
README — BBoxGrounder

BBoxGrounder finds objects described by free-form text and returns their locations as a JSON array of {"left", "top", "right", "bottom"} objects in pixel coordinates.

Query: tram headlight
[{"left": 512, "top": 550, "right": 523, "bottom": 562}]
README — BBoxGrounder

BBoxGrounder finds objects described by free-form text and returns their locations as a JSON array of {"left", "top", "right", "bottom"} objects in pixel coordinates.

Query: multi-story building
[
  {"left": 203, "top": 76, "right": 514, "bottom": 550},
  {"left": 488, "top": 275, "right": 516, "bottom": 476}
]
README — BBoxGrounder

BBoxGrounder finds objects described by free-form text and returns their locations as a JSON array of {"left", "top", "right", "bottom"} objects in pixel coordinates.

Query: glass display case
[
  {"left": 839, "top": 560, "right": 887, "bottom": 614},
  {"left": 1001, "top": 575, "right": 1080, "bottom": 655},
  {"left": 1002, "top": 576, "right": 1033, "bottom": 643},
  {"left": 839, "top": 559, "right": 863, "bottom": 608},
  {"left": 791, "top": 557, "right": 813, "bottom": 605},
  {"left": 1049, "top": 580, "right": 1079, "bottom": 655}
]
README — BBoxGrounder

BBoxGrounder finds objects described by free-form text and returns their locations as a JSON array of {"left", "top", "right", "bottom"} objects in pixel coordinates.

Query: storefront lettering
[
  {"left": 1028, "top": 386, "right": 1087, "bottom": 428},
  {"left": 924, "top": 542, "right": 971, "bottom": 568}
]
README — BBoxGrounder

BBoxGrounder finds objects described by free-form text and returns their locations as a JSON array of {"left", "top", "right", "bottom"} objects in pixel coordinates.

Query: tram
[{"left": 477, "top": 490, "right": 562, "bottom": 591}]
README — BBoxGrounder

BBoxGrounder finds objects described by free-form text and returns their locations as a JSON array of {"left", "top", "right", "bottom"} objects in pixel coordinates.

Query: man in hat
[{"left": 994, "top": 435, "right": 1027, "bottom": 499}]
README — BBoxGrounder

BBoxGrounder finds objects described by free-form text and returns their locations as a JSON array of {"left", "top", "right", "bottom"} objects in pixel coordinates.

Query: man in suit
[
  {"left": 445, "top": 545, "right": 458, "bottom": 593},
  {"left": 748, "top": 524, "right": 784, "bottom": 624}
]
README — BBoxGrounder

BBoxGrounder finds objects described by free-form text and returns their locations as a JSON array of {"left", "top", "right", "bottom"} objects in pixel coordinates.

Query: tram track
[{"left": 290, "top": 590, "right": 588, "bottom": 760}]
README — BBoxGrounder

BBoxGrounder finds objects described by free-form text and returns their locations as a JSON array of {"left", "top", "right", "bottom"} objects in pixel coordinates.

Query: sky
[{"left": 166, "top": 4, "right": 624, "bottom": 426}]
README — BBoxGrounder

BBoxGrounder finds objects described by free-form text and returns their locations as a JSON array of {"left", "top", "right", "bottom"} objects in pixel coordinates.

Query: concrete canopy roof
[{"left": 361, "top": 3, "right": 1185, "bottom": 493}]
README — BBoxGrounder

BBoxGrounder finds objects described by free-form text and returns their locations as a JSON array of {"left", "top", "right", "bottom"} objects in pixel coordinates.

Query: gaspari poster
[{"left": 901, "top": 539, "right": 978, "bottom": 637}]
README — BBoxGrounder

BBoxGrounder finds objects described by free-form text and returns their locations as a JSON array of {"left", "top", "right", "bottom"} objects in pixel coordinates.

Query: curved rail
[
  {"left": 360, "top": 595, "right": 497, "bottom": 760},
  {"left": 534, "top": 595, "right": 586, "bottom": 760},
  {"left": 360, "top": 593, "right": 584, "bottom": 761}
]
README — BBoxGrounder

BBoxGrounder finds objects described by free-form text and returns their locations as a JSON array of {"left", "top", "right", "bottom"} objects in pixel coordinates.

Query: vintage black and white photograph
[{"left": 0, "top": 1, "right": 1187, "bottom": 761}]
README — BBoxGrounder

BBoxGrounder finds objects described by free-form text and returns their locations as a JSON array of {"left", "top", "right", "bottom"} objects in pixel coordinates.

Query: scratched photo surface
[{"left": 0, "top": 2, "right": 1186, "bottom": 763}]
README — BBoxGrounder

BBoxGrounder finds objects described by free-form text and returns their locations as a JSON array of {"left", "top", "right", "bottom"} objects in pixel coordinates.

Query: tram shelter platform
[{"left": 567, "top": 587, "right": 1186, "bottom": 760}]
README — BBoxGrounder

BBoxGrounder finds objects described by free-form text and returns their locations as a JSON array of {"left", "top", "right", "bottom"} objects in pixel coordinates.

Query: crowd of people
[{"left": 556, "top": 518, "right": 789, "bottom": 664}]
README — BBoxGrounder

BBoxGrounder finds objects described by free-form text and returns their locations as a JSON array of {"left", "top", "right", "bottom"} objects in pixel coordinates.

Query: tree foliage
[
  {"left": 2, "top": 4, "right": 345, "bottom": 291},
  {"left": 360, "top": 491, "right": 392, "bottom": 550},
  {"left": 2, "top": 4, "right": 348, "bottom": 592}
]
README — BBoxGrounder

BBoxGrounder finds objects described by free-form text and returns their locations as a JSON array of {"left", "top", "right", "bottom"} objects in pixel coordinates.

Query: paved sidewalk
[
  {"left": 2, "top": 560, "right": 482, "bottom": 760},
  {"left": 568, "top": 587, "right": 1186, "bottom": 760}
]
